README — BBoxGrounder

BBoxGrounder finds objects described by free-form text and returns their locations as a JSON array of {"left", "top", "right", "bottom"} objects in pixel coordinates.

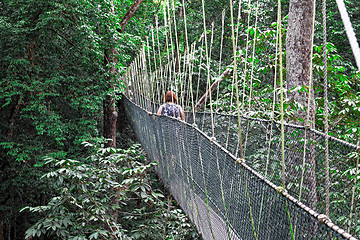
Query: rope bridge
[
  {"left": 120, "top": 0, "right": 360, "bottom": 238},
  {"left": 122, "top": 94, "right": 358, "bottom": 239}
]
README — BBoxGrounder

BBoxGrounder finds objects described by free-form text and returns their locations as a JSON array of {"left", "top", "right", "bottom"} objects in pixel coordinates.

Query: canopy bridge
[{"left": 121, "top": 0, "right": 359, "bottom": 239}]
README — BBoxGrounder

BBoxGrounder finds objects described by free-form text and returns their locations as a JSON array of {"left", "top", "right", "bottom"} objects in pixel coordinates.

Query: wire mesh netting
[{"left": 123, "top": 94, "right": 359, "bottom": 240}]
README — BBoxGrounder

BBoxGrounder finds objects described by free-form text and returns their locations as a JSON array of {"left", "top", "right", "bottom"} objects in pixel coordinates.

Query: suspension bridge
[{"left": 120, "top": 0, "right": 360, "bottom": 239}]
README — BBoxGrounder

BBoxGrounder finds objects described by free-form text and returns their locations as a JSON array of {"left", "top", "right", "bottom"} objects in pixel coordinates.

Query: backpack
[{"left": 161, "top": 103, "right": 181, "bottom": 119}]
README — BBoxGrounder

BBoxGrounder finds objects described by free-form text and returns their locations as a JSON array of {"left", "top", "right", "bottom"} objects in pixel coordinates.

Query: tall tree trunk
[
  {"left": 103, "top": 1, "right": 145, "bottom": 226},
  {"left": 103, "top": 0, "right": 144, "bottom": 148},
  {"left": 286, "top": 0, "right": 317, "bottom": 209},
  {"left": 286, "top": 0, "right": 315, "bottom": 125},
  {"left": 103, "top": 5, "right": 118, "bottom": 149}
]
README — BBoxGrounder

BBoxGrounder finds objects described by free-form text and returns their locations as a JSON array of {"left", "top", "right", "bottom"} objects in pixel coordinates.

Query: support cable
[
  {"left": 235, "top": 0, "right": 243, "bottom": 45},
  {"left": 146, "top": 36, "right": 155, "bottom": 107},
  {"left": 196, "top": 37, "right": 205, "bottom": 109},
  {"left": 189, "top": 43, "right": 197, "bottom": 124},
  {"left": 150, "top": 26, "right": 159, "bottom": 104},
  {"left": 230, "top": 0, "right": 244, "bottom": 160},
  {"left": 278, "top": 0, "right": 285, "bottom": 190},
  {"left": 257, "top": 6, "right": 281, "bottom": 234},
  {"left": 155, "top": 15, "right": 164, "bottom": 104},
  {"left": 171, "top": 0, "right": 183, "bottom": 105},
  {"left": 201, "top": 0, "right": 215, "bottom": 138},
  {"left": 241, "top": 0, "right": 252, "bottom": 113},
  {"left": 243, "top": 0, "right": 259, "bottom": 157},
  {"left": 216, "top": 10, "right": 226, "bottom": 112},
  {"left": 322, "top": 0, "right": 330, "bottom": 217}
]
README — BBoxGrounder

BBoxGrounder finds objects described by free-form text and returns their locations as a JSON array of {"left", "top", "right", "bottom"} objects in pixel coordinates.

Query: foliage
[
  {"left": 0, "top": 0, "right": 156, "bottom": 238},
  {"left": 22, "top": 143, "right": 198, "bottom": 240}
]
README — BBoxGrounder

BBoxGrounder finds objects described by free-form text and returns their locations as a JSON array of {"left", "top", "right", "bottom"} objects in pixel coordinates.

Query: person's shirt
[{"left": 157, "top": 102, "right": 184, "bottom": 120}]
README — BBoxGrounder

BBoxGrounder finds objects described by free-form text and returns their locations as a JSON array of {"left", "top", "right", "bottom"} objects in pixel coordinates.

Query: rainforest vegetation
[{"left": 0, "top": 0, "right": 359, "bottom": 239}]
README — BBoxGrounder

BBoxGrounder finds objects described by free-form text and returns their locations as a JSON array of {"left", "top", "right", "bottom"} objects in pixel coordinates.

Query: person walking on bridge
[{"left": 157, "top": 91, "right": 185, "bottom": 121}]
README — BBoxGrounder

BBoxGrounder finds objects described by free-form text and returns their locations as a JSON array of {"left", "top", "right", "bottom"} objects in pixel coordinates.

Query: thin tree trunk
[
  {"left": 103, "top": 0, "right": 144, "bottom": 148},
  {"left": 103, "top": 0, "right": 145, "bottom": 226},
  {"left": 103, "top": 0, "right": 118, "bottom": 148},
  {"left": 103, "top": 48, "right": 118, "bottom": 148}
]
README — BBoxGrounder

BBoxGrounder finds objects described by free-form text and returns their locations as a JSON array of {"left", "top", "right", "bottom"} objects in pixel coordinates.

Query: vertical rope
[
  {"left": 141, "top": 46, "right": 150, "bottom": 111},
  {"left": 156, "top": 15, "right": 163, "bottom": 104},
  {"left": 182, "top": 0, "right": 191, "bottom": 113},
  {"left": 135, "top": 55, "right": 142, "bottom": 107},
  {"left": 142, "top": 46, "right": 150, "bottom": 111},
  {"left": 208, "top": 22, "right": 215, "bottom": 112},
  {"left": 235, "top": 0, "right": 243, "bottom": 44},
  {"left": 163, "top": 3, "right": 173, "bottom": 93},
  {"left": 216, "top": 10, "right": 226, "bottom": 112},
  {"left": 322, "top": 0, "right": 330, "bottom": 218},
  {"left": 195, "top": 36, "right": 204, "bottom": 106},
  {"left": 166, "top": 1, "right": 176, "bottom": 92},
  {"left": 218, "top": 10, "right": 226, "bottom": 76},
  {"left": 151, "top": 26, "right": 159, "bottom": 104},
  {"left": 130, "top": 63, "right": 135, "bottom": 102},
  {"left": 306, "top": 0, "right": 316, "bottom": 127},
  {"left": 235, "top": 0, "right": 252, "bottom": 159},
  {"left": 190, "top": 43, "right": 197, "bottom": 125},
  {"left": 241, "top": 0, "right": 252, "bottom": 112},
  {"left": 257, "top": 8, "right": 281, "bottom": 234},
  {"left": 247, "top": 0, "right": 259, "bottom": 113},
  {"left": 230, "top": 0, "right": 243, "bottom": 159},
  {"left": 243, "top": 0, "right": 259, "bottom": 157},
  {"left": 134, "top": 57, "right": 142, "bottom": 107},
  {"left": 180, "top": 48, "right": 188, "bottom": 109},
  {"left": 201, "top": 0, "right": 215, "bottom": 138},
  {"left": 278, "top": 0, "right": 285, "bottom": 189},
  {"left": 146, "top": 36, "right": 155, "bottom": 106},
  {"left": 171, "top": 0, "right": 182, "bottom": 104}
]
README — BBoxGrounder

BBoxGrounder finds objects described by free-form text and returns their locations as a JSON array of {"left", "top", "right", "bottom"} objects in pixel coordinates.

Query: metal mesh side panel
[{"left": 185, "top": 111, "right": 359, "bottom": 237}]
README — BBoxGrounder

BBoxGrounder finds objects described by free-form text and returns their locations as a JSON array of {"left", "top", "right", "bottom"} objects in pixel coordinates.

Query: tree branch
[
  {"left": 117, "top": 0, "right": 145, "bottom": 33},
  {"left": 194, "top": 62, "right": 234, "bottom": 112}
]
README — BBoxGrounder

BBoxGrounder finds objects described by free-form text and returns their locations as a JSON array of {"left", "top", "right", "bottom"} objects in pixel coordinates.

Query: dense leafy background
[{"left": 0, "top": 0, "right": 359, "bottom": 239}]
